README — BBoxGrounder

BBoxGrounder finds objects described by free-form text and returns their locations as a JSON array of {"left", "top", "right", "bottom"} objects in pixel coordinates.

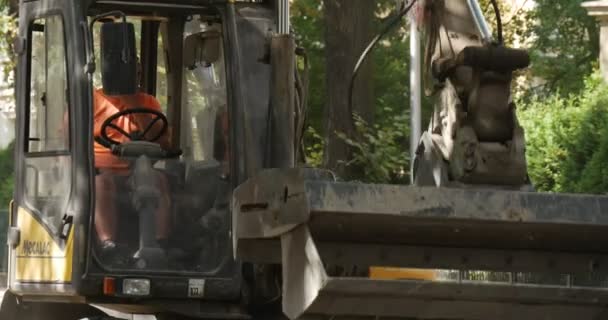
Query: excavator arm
[
  {"left": 414, "top": 0, "right": 531, "bottom": 188},
  {"left": 233, "top": 1, "right": 608, "bottom": 320}
]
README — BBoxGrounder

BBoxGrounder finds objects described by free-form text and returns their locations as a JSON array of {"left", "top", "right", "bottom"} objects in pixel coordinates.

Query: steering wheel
[{"left": 99, "top": 107, "right": 169, "bottom": 147}]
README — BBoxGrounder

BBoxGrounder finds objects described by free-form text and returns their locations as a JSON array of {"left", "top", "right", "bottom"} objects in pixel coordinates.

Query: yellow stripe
[
  {"left": 369, "top": 267, "right": 437, "bottom": 281},
  {"left": 8, "top": 199, "right": 13, "bottom": 225},
  {"left": 14, "top": 207, "right": 74, "bottom": 283}
]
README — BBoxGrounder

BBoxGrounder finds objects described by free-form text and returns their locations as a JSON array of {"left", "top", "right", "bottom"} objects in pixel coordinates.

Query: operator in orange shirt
[{"left": 93, "top": 61, "right": 172, "bottom": 255}]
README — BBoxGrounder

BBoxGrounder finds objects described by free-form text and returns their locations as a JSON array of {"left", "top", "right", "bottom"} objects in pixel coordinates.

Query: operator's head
[
  {"left": 100, "top": 21, "right": 138, "bottom": 96},
  {"left": 106, "top": 56, "right": 142, "bottom": 99}
]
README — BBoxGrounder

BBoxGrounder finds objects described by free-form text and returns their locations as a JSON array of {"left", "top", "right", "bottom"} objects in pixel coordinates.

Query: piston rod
[
  {"left": 277, "top": 0, "right": 290, "bottom": 35},
  {"left": 466, "top": 0, "right": 494, "bottom": 43}
]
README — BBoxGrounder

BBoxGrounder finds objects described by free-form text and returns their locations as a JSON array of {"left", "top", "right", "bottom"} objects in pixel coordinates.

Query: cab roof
[
  {"left": 88, "top": 0, "right": 266, "bottom": 16},
  {"left": 91, "top": 0, "right": 265, "bottom": 5}
]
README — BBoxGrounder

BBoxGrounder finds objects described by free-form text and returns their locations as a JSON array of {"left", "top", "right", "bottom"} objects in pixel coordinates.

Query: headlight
[{"left": 122, "top": 279, "right": 150, "bottom": 296}]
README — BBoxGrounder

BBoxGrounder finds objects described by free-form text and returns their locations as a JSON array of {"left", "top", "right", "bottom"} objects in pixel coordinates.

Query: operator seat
[{"left": 95, "top": 21, "right": 175, "bottom": 252}]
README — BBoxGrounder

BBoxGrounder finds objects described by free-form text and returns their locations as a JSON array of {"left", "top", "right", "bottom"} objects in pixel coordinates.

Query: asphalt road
[{"left": 0, "top": 287, "right": 157, "bottom": 320}]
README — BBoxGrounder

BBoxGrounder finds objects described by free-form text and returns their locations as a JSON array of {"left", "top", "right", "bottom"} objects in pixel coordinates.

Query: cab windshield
[{"left": 90, "top": 13, "right": 230, "bottom": 273}]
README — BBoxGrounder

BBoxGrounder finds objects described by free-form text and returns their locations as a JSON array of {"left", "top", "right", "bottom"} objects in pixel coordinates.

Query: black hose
[
  {"left": 295, "top": 49, "right": 310, "bottom": 164},
  {"left": 490, "top": 0, "right": 504, "bottom": 44},
  {"left": 347, "top": 0, "right": 418, "bottom": 126}
]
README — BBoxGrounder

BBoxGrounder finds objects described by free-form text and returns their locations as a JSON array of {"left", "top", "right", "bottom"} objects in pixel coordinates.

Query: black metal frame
[
  {"left": 140, "top": 20, "right": 160, "bottom": 96},
  {"left": 233, "top": 168, "right": 608, "bottom": 320},
  {"left": 21, "top": 11, "right": 71, "bottom": 244},
  {"left": 11, "top": 0, "right": 91, "bottom": 297},
  {"left": 81, "top": 0, "right": 240, "bottom": 286},
  {"left": 11, "top": 0, "right": 278, "bottom": 317}
]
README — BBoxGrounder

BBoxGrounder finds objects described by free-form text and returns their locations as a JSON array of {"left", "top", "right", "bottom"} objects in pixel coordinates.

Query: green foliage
[
  {"left": 0, "top": 7, "right": 16, "bottom": 83},
  {"left": 303, "top": 126, "right": 324, "bottom": 167},
  {"left": 479, "top": 0, "right": 517, "bottom": 44},
  {"left": 525, "top": 0, "right": 599, "bottom": 96},
  {"left": 0, "top": 143, "right": 14, "bottom": 206},
  {"left": 476, "top": 0, "right": 600, "bottom": 98},
  {"left": 291, "top": 0, "right": 604, "bottom": 186},
  {"left": 336, "top": 109, "right": 409, "bottom": 184},
  {"left": 292, "top": 0, "right": 325, "bottom": 132},
  {"left": 0, "top": 2, "right": 15, "bottom": 208},
  {"left": 519, "top": 72, "right": 608, "bottom": 193},
  {"left": 293, "top": 0, "right": 418, "bottom": 182}
]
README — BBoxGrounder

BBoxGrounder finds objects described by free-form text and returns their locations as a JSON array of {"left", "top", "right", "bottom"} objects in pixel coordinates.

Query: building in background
[
  {"left": 584, "top": 1, "right": 608, "bottom": 81},
  {"left": 0, "top": 113, "right": 13, "bottom": 150},
  {"left": 0, "top": 50, "right": 14, "bottom": 149}
]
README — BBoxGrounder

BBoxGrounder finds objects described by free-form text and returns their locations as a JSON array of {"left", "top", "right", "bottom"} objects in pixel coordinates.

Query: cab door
[{"left": 8, "top": 0, "right": 90, "bottom": 297}]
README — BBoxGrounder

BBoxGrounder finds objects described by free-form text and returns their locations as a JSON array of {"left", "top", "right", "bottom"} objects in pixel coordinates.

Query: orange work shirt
[{"left": 93, "top": 88, "right": 170, "bottom": 169}]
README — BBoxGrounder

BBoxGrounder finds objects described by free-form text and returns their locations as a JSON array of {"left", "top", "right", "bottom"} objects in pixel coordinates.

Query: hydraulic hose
[
  {"left": 347, "top": 0, "right": 418, "bottom": 128},
  {"left": 490, "top": 0, "right": 504, "bottom": 44}
]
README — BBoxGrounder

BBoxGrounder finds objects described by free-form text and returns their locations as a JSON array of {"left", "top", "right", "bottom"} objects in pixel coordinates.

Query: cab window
[
  {"left": 90, "top": 14, "right": 231, "bottom": 273},
  {"left": 156, "top": 28, "right": 168, "bottom": 110},
  {"left": 23, "top": 15, "right": 71, "bottom": 232},
  {"left": 182, "top": 22, "right": 228, "bottom": 169}
]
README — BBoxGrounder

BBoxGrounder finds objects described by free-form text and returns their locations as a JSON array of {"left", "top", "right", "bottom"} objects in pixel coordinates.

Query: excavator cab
[
  {"left": 2, "top": 0, "right": 294, "bottom": 318},
  {"left": 89, "top": 15, "right": 228, "bottom": 273}
]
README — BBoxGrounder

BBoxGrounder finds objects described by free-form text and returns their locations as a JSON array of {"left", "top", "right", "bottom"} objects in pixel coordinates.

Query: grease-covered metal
[{"left": 233, "top": 168, "right": 608, "bottom": 319}]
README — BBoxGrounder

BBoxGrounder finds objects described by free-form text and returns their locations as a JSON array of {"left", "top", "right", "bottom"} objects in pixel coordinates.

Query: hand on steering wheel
[{"left": 99, "top": 107, "right": 169, "bottom": 148}]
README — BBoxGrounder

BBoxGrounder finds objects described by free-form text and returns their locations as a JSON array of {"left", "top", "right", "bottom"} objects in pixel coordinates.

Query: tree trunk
[{"left": 322, "top": 0, "right": 375, "bottom": 177}]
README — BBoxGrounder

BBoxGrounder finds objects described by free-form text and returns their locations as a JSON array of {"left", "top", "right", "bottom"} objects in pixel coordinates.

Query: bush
[
  {"left": 519, "top": 72, "right": 608, "bottom": 193},
  {"left": 303, "top": 126, "right": 324, "bottom": 167},
  {"left": 336, "top": 107, "right": 410, "bottom": 184}
]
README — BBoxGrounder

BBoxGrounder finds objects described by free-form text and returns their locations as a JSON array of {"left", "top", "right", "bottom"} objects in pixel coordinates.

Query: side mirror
[
  {"left": 183, "top": 30, "right": 221, "bottom": 69},
  {"left": 100, "top": 22, "right": 137, "bottom": 96}
]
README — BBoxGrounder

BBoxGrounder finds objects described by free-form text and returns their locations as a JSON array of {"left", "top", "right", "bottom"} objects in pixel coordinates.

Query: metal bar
[
  {"left": 237, "top": 239, "right": 608, "bottom": 274},
  {"left": 277, "top": 0, "right": 290, "bottom": 34},
  {"left": 466, "top": 0, "right": 494, "bottom": 43},
  {"left": 305, "top": 180, "right": 608, "bottom": 222},
  {"left": 304, "top": 181, "right": 608, "bottom": 253},
  {"left": 165, "top": 19, "right": 185, "bottom": 148},
  {"left": 307, "top": 279, "right": 608, "bottom": 320},
  {"left": 95, "top": 1, "right": 207, "bottom": 10},
  {"left": 269, "top": 35, "right": 296, "bottom": 168},
  {"left": 234, "top": 169, "right": 608, "bottom": 254},
  {"left": 140, "top": 21, "right": 159, "bottom": 96},
  {"left": 233, "top": 168, "right": 608, "bottom": 319},
  {"left": 319, "top": 278, "right": 608, "bottom": 304},
  {"left": 282, "top": 225, "right": 328, "bottom": 320},
  {"left": 409, "top": 19, "right": 422, "bottom": 183}
]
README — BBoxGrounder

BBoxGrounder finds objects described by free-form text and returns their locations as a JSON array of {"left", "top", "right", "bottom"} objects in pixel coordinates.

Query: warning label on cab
[{"left": 188, "top": 278, "right": 206, "bottom": 298}]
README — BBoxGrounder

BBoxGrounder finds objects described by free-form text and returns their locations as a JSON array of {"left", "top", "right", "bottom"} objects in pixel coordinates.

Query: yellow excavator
[
  {"left": 1, "top": 0, "right": 301, "bottom": 318},
  {"left": 2, "top": 0, "right": 608, "bottom": 319}
]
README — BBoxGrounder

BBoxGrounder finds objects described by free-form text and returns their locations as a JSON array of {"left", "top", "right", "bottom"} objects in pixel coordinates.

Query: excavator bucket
[{"left": 233, "top": 168, "right": 608, "bottom": 320}]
